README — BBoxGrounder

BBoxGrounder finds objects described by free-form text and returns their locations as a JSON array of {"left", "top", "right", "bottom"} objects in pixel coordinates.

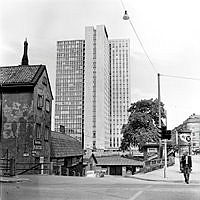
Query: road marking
[
  {"left": 129, "top": 191, "right": 143, "bottom": 200},
  {"left": 128, "top": 185, "right": 152, "bottom": 200}
]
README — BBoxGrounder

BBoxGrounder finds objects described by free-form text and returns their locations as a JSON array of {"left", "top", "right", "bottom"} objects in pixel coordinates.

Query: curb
[
  {"left": 125, "top": 175, "right": 182, "bottom": 183},
  {"left": 125, "top": 175, "right": 200, "bottom": 184},
  {"left": 0, "top": 177, "right": 31, "bottom": 183}
]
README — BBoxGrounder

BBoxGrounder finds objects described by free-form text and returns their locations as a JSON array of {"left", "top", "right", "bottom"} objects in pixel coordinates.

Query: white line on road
[
  {"left": 128, "top": 191, "right": 143, "bottom": 200},
  {"left": 128, "top": 185, "right": 152, "bottom": 200}
]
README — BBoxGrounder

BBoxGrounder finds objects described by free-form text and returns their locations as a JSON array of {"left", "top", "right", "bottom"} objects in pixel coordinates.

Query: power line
[
  {"left": 120, "top": 0, "right": 126, "bottom": 10},
  {"left": 120, "top": 0, "right": 158, "bottom": 74},
  {"left": 161, "top": 73, "right": 200, "bottom": 82}
]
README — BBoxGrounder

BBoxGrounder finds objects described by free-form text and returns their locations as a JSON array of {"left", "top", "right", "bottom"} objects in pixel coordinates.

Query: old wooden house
[
  {"left": 50, "top": 131, "right": 83, "bottom": 176},
  {"left": 0, "top": 40, "right": 53, "bottom": 174}
]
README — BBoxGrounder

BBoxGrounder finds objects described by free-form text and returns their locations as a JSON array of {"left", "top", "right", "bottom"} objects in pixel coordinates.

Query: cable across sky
[{"left": 120, "top": 0, "right": 158, "bottom": 74}]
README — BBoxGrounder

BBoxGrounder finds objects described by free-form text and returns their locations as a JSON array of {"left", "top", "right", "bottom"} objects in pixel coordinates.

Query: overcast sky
[{"left": 1, "top": 0, "right": 200, "bottom": 129}]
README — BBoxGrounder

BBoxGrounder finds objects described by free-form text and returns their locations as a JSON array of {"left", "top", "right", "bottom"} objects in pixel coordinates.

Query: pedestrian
[{"left": 181, "top": 151, "right": 192, "bottom": 184}]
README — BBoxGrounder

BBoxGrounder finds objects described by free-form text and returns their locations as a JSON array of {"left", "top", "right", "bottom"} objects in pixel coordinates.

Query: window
[
  {"left": 93, "top": 141, "right": 96, "bottom": 149},
  {"left": 36, "top": 124, "right": 41, "bottom": 139},
  {"left": 37, "top": 94, "right": 44, "bottom": 109},
  {"left": 44, "top": 126, "right": 49, "bottom": 141},
  {"left": 42, "top": 76, "right": 47, "bottom": 86},
  {"left": 45, "top": 99, "right": 50, "bottom": 112}
]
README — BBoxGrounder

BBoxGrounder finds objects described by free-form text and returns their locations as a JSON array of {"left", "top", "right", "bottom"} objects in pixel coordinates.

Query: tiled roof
[
  {"left": 96, "top": 156, "right": 143, "bottom": 166},
  {"left": 50, "top": 131, "right": 83, "bottom": 158},
  {"left": 0, "top": 65, "right": 44, "bottom": 85}
]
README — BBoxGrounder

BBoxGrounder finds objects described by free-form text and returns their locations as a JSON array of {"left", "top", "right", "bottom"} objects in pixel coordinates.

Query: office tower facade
[
  {"left": 109, "top": 39, "right": 130, "bottom": 150},
  {"left": 84, "top": 25, "right": 110, "bottom": 150},
  {"left": 54, "top": 25, "right": 130, "bottom": 150},
  {"left": 54, "top": 40, "right": 85, "bottom": 144}
]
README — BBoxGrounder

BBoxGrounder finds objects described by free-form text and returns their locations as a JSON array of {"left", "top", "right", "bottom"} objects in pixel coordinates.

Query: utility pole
[
  {"left": 158, "top": 73, "right": 162, "bottom": 154},
  {"left": 158, "top": 73, "right": 167, "bottom": 178}
]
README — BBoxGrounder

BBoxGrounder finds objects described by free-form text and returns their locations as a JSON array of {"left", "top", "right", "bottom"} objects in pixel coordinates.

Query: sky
[{"left": 1, "top": 0, "right": 200, "bottom": 130}]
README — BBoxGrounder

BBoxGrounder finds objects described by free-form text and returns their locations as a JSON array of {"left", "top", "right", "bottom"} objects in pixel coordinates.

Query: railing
[
  {"left": 142, "top": 156, "right": 175, "bottom": 173},
  {"left": 16, "top": 162, "right": 52, "bottom": 175},
  {"left": 0, "top": 158, "right": 15, "bottom": 177}
]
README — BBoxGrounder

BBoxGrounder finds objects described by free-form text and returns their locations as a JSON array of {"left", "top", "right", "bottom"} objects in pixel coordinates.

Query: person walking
[{"left": 181, "top": 151, "right": 192, "bottom": 184}]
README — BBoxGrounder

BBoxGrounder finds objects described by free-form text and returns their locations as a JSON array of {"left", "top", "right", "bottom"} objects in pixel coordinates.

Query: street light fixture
[
  {"left": 122, "top": 9, "right": 167, "bottom": 178},
  {"left": 123, "top": 10, "right": 129, "bottom": 20}
]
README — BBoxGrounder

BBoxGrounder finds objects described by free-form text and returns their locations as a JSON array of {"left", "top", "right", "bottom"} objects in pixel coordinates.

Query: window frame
[
  {"left": 36, "top": 123, "right": 41, "bottom": 139},
  {"left": 45, "top": 99, "right": 50, "bottom": 112},
  {"left": 44, "top": 126, "right": 49, "bottom": 141},
  {"left": 37, "top": 94, "right": 44, "bottom": 109}
]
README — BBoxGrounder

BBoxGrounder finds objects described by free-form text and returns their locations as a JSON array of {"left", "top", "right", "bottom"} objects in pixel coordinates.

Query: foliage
[{"left": 120, "top": 98, "right": 166, "bottom": 151}]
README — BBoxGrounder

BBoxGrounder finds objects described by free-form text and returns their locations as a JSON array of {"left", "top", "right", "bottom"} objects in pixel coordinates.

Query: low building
[
  {"left": 83, "top": 153, "right": 98, "bottom": 175},
  {"left": 95, "top": 155, "right": 143, "bottom": 176},
  {"left": 0, "top": 40, "right": 53, "bottom": 175},
  {"left": 50, "top": 131, "right": 83, "bottom": 176}
]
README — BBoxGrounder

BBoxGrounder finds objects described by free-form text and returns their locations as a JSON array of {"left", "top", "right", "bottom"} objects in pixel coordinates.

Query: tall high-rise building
[
  {"left": 54, "top": 25, "right": 130, "bottom": 150},
  {"left": 109, "top": 39, "right": 130, "bottom": 150},
  {"left": 54, "top": 40, "right": 85, "bottom": 144},
  {"left": 84, "top": 25, "right": 110, "bottom": 150}
]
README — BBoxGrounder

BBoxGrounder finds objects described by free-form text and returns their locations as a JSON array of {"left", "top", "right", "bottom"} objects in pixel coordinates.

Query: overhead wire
[
  {"left": 160, "top": 73, "right": 200, "bottom": 82},
  {"left": 120, "top": 0, "right": 158, "bottom": 74},
  {"left": 120, "top": 1, "right": 200, "bottom": 83}
]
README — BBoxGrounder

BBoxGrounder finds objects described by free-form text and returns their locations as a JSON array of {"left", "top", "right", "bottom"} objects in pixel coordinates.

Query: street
[
  {"left": 1, "top": 155, "right": 200, "bottom": 200},
  {"left": 1, "top": 174, "right": 200, "bottom": 200}
]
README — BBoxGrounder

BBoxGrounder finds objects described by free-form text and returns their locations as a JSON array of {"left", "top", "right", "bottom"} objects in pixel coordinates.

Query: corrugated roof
[
  {"left": 50, "top": 131, "right": 83, "bottom": 158},
  {"left": 0, "top": 65, "right": 44, "bottom": 85},
  {"left": 96, "top": 156, "right": 143, "bottom": 166}
]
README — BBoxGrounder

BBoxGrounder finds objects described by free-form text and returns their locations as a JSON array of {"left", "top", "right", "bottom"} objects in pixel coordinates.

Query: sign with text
[{"left": 147, "top": 148, "right": 157, "bottom": 153}]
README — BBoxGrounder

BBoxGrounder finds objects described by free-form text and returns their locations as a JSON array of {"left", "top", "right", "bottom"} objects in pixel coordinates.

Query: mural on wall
[{"left": 2, "top": 93, "right": 34, "bottom": 139}]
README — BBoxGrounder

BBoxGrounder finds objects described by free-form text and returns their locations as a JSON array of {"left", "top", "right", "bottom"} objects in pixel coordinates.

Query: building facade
[
  {"left": 54, "top": 25, "right": 130, "bottom": 150},
  {"left": 109, "top": 39, "right": 130, "bottom": 150},
  {"left": 182, "top": 114, "right": 200, "bottom": 151},
  {"left": 54, "top": 40, "right": 85, "bottom": 144},
  {"left": 0, "top": 40, "right": 53, "bottom": 170},
  {"left": 84, "top": 25, "right": 110, "bottom": 150},
  {"left": 173, "top": 113, "right": 200, "bottom": 152}
]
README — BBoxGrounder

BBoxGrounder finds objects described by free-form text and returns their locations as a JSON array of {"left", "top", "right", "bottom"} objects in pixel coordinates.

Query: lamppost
[{"left": 123, "top": 11, "right": 168, "bottom": 178}]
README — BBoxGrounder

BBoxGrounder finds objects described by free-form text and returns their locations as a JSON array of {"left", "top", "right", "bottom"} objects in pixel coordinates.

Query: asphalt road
[{"left": 1, "top": 175, "right": 200, "bottom": 200}]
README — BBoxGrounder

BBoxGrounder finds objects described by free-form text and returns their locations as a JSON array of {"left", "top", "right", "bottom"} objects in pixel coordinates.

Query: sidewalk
[
  {"left": 128, "top": 155, "right": 200, "bottom": 184},
  {"left": 0, "top": 176, "right": 30, "bottom": 183}
]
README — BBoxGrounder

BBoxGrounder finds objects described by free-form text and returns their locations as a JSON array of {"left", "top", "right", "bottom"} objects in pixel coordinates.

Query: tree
[{"left": 120, "top": 98, "right": 166, "bottom": 151}]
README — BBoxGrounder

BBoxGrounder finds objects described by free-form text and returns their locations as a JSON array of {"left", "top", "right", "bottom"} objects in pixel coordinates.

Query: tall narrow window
[
  {"left": 37, "top": 94, "right": 43, "bottom": 109},
  {"left": 36, "top": 123, "right": 41, "bottom": 139},
  {"left": 45, "top": 99, "right": 50, "bottom": 112},
  {"left": 44, "top": 126, "right": 49, "bottom": 141}
]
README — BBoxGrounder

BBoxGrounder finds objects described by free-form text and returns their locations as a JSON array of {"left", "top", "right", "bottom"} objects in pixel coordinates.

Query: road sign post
[{"left": 164, "top": 139, "right": 167, "bottom": 178}]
